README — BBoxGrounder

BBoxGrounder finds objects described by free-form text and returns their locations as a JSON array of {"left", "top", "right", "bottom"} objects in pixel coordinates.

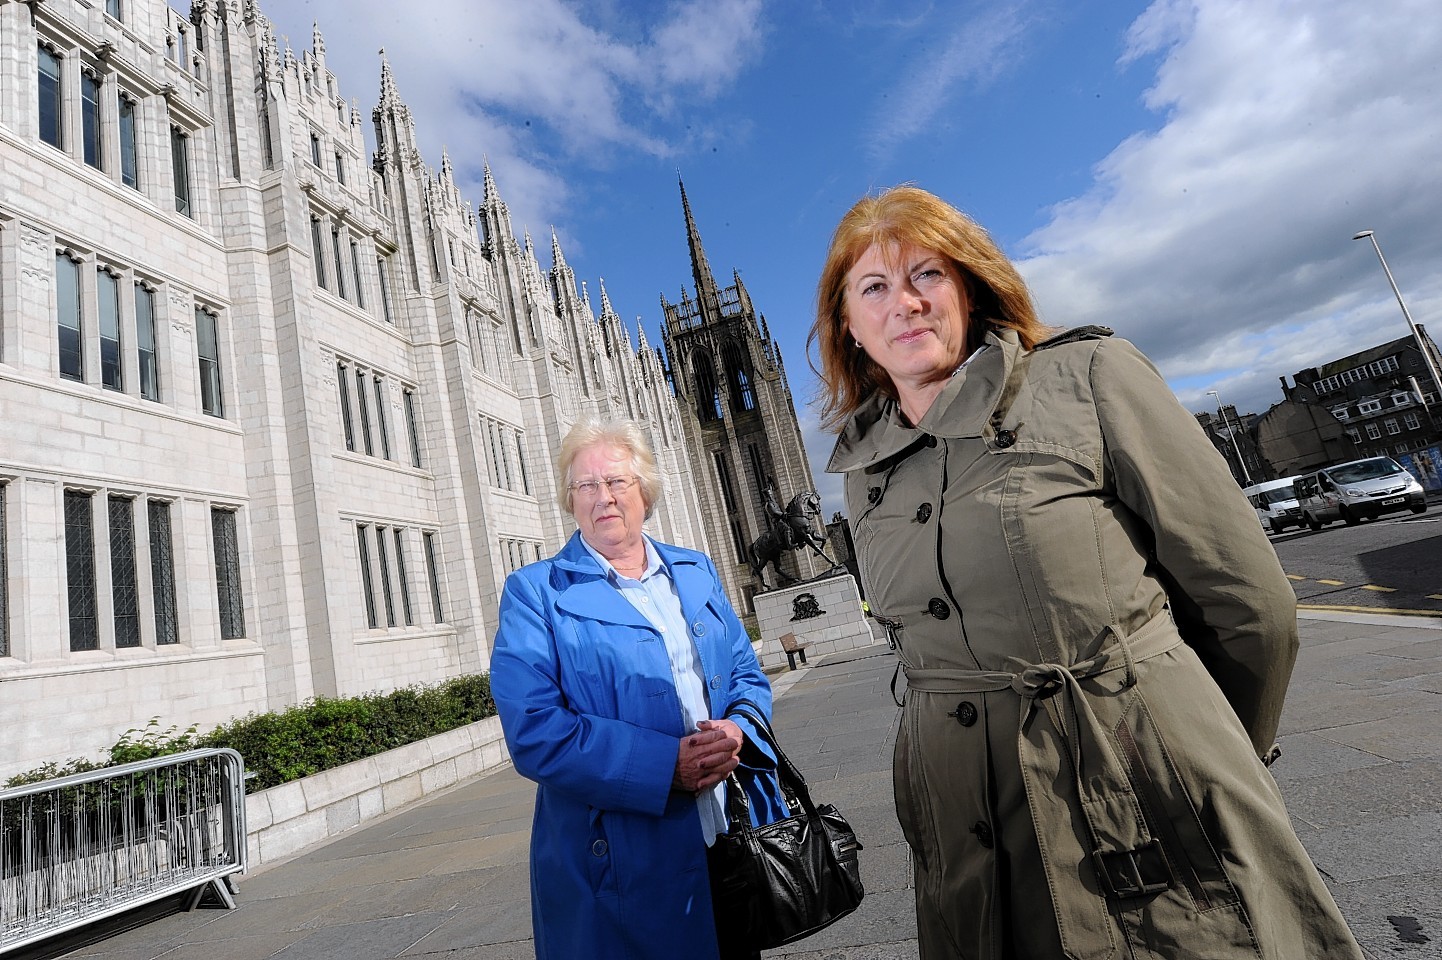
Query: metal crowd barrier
[{"left": 0, "top": 748, "right": 247, "bottom": 954}]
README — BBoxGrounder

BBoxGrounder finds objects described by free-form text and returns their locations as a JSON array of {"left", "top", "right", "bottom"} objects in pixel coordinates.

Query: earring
[{"left": 854, "top": 339, "right": 862, "bottom": 348}]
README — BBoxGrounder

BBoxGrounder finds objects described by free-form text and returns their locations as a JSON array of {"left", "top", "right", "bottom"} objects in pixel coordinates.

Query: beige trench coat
[{"left": 828, "top": 327, "right": 1362, "bottom": 960}]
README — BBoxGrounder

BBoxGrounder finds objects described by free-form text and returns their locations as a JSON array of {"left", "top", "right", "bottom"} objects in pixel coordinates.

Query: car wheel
[
  {"left": 1413, "top": 502, "right": 1428, "bottom": 514},
  {"left": 1341, "top": 506, "right": 1359, "bottom": 526},
  {"left": 1269, "top": 519, "right": 1284, "bottom": 535},
  {"left": 1305, "top": 513, "right": 1321, "bottom": 531}
]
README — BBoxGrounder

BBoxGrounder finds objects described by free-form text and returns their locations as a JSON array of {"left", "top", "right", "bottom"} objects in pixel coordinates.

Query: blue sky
[{"left": 260, "top": 0, "right": 1442, "bottom": 516}]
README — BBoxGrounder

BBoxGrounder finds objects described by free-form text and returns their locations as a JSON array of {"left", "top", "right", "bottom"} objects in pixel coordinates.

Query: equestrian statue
[{"left": 748, "top": 483, "right": 837, "bottom": 589}]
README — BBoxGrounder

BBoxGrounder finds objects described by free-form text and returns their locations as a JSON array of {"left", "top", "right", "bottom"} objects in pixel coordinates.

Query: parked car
[
  {"left": 1294, "top": 457, "right": 1428, "bottom": 530},
  {"left": 1243, "top": 477, "right": 1304, "bottom": 534}
]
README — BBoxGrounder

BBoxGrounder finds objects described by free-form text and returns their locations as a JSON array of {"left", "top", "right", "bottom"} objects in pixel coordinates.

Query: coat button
[
  {"left": 924, "top": 434, "right": 938, "bottom": 447},
  {"left": 970, "top": 822, "right": 993, "bottom": 849},
  {"left": 994, "top": 429, "right": 1016, "bottom": 449},
  {"left": 710, "top": 675, "right": 722, "bottom": 690},
  {"left": 692, "top": 621, "right": 705, "bottom": 637},
  {"left": 915, "top": 502, "right": 933, "bottom": 523},
  {"left": 928, "top": 598, "right": 950, "bottom": 620},
  {"left": 867, "top": 486, "right": 882, "bottom": 504},
  {"left": 952, "top": 701, "right": 977, "bottom": 727},
  {"left": 592, "top": 839, "right": 608, "bottom": 856}
]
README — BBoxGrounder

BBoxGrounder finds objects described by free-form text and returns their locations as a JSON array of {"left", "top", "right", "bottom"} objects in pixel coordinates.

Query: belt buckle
[{"left": 1093, "top": 839, "right": 1171, "bottom": 898}]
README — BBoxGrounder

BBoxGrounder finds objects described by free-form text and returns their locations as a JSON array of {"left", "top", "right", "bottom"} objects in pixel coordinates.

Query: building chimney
[{"left": 1278, "top": 375, "right": 1291, "bottom": 400}]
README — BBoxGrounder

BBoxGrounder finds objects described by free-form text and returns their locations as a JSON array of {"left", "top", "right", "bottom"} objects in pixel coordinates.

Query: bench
[{"left": 778, "top": 632, "right": 810, "bottom": 671}]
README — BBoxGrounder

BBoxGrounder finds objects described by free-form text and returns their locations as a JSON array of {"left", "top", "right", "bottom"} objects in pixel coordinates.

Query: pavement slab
[{"left": 22, "top": 613, "right": 1442, "bottom": 960}]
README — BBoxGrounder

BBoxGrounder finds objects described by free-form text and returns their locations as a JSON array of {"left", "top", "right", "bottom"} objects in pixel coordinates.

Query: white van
[
  {"left": 1243, "top": 477, "right": 1303, "bottom": 534},
  {"left": 1295, "top": 457, "right": 1428, "bottom": 529}
]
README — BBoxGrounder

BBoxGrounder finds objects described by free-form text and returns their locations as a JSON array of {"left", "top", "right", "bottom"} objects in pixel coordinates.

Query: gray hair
[{"left": 556, "top": 419, "right": 661, "bottom": 518}]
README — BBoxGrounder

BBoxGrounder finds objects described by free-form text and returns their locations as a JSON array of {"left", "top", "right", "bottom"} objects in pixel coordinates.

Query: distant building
[
  {"left": 824, "top": 512, "right": 860, "bottom": 591},
  {"left": 1253, "top": 381, "right": 1361, "bottom": 478},
  {"left": 1194, "top": 406, "right": 1270, "bottom": 486},
  {"left": 660, "top": 183, "right": 820, "bottom": 618},
  {"left": 1288, "top": 331, "right": 1442, "bottom": 461}
]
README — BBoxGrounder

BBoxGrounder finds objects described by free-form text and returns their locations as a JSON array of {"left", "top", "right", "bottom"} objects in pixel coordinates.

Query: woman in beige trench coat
[{"left": 813, "top": 186, "right": 1363, "bottom": 960}]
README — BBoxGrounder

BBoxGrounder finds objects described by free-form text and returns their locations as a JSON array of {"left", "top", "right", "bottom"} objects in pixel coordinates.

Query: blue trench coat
[{"left": 491, "top": 532, "right": 782, "bottom": 960}]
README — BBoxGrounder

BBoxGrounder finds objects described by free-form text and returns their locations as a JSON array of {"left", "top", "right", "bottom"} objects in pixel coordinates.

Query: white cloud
[
  {"left": 864, "top": 3, "right": 1030, "bottom": 165},
  {"left": 1017, "top": 0, "right": 1442, "bottom": 418},
  {"left": 651, "top": 0, "right": 766, "bottom": 98},
  {"left": 264, "top": 0, "right": 766, "bottom": 247}
]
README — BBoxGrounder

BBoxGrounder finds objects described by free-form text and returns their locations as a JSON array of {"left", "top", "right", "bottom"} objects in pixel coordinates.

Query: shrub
[{"left": 4, "top": 673, "right": 497, "bottom": 794}]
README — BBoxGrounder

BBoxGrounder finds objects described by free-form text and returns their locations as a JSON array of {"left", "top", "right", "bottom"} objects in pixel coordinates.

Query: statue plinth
[{"left": 753, "top": 572, "right": 875, "bottom": 668}]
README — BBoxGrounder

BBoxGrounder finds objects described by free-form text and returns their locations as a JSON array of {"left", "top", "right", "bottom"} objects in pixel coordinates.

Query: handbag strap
[{"left": 723, "top": 699, "right": 821, "bottom": 827}]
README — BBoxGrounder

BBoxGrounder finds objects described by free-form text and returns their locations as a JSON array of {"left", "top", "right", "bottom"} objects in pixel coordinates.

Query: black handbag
[{"left": 711, "top": 699, "right": 864, "bottom": 949}]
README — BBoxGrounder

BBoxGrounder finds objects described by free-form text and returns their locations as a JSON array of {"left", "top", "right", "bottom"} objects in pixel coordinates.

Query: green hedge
[{"left": 4, "top": 674, "right": 496, "bottom": 794}]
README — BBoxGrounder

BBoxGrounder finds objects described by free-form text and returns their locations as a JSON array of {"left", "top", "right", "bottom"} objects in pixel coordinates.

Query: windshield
[
  {"left": 1259, "top": 485, "right": 1296, "bottom": 505},
  {"left": 1328, "top": 458, "right": 1404, "bottom": 484}
]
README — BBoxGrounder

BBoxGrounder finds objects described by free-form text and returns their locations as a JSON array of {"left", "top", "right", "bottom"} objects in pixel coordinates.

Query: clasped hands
[{"left": 673, "top": 718, "right": 744, "bottom": 794}]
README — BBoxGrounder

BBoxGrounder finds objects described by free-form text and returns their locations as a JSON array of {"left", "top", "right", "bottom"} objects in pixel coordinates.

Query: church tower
[{"left": 661, "top": 181, "right": 820, "bottom": 616}]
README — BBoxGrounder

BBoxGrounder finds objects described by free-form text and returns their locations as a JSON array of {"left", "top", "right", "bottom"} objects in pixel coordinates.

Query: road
[{"left": 1268, "top": 508, "right": 1442, "bottom": 614}]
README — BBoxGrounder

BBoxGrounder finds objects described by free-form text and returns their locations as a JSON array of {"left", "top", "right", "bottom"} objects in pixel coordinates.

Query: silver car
[{"left": 1296, "top": 457, "right": 1428, "bottom": 529}]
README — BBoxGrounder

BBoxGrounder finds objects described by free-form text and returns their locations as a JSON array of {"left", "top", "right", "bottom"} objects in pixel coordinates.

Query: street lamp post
[
  {"left": 1207, "top": 389, "right": 1252, "bottom": 486},
  {"left": 1352, "top": 230, "right": 1442, "bottom": 419}
]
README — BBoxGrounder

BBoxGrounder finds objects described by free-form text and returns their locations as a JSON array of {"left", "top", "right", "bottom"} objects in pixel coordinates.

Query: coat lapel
[
  {"left": 827, "top": 328, "right": 1021, "bottom": 473},
  {"left": 550, "top": 532, "right": 652, "bottom": 630},
  {"left": 654, "top": 541, "right": 713, "bottom": 628}
]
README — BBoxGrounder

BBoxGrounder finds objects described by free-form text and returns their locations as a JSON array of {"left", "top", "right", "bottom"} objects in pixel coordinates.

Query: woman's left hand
[
  {"left": 697, "top": 719, "right": 745, "bottom": 756},
  {"left": 674, "top": 719, "right": 745, "bottom": 793},
  {"left": 696, "top": 718, "right": 745, "bottom": 791}
]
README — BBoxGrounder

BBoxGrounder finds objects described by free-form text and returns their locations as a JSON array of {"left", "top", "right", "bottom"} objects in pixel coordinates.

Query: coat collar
[
  {"left": 826, "top": 327, "right": 1020, "bottom": 473},
  {"left": 550, "top": 531, "right": 713, "bottom": 628}
]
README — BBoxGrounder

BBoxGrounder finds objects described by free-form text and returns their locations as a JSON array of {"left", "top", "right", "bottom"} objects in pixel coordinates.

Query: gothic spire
[
  {"left": 378, "top": 50, "right": 398, "bottom": 105},
  {"left": 550, "top": 227, "right": 567, "bottom": 270},
  {"left": 599, "top": 277, "right": 615, "bottom": 318},
  {"left": 679, "top": 177, "right": 718, "bottom": 304},
  {"left": 482, "top": 157, "right": 499, "bottom": 203},
  {"left": 312, "top": 21, "right": 325, "bottom": 58}
]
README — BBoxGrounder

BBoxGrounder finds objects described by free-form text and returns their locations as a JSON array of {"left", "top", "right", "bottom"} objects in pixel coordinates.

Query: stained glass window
[
  {"left": 65, "top": 490, "right": 98, "bottom": 651},
  {"left": 109, "top": 496, "right": 139, "bottom": 647},
  {"left": 149, "top": 500, "right": 179, "bottom": 644},
  {"left": 212, "top": 508, "right": 244, "bottom": 639}
]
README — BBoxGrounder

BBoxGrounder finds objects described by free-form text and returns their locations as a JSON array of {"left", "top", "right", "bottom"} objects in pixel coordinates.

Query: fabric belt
[{"left": 901, "top": 610, "right": 1185, "bottom": 960}]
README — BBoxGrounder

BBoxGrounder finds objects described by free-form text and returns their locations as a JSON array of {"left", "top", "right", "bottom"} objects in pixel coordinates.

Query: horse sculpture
[{"left": 748, "top": 490, "right": 834, "bottom": 589}]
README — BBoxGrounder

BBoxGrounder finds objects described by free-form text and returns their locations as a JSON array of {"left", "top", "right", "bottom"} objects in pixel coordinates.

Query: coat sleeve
[
  {"left": 1090, "top": 338, "right": 1298, "bottom": 755},
  {"left": 490, "top": 568, "right": 680, "bottom": 816},
  {"left": 698, "top": 556, "right": 787, "bottom": 824},
  {"left": 694, "top": 555, "right": 776, "bottom": 768}
]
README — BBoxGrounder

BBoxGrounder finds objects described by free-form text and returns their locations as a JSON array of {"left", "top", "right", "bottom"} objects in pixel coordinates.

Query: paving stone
[
  {"left": 267, "top": 912, "right": 449, "bottom": 960},
  {"left": 1303, "top": 812, "right": 1442, "bottom": 884},
  {"left": 1326, "top": 869, "right": 1442, "bottom": 960},
  {"left": 1278, "top": 760, "right": 1442, "bottom": 830},
  {"left": 44, "top": 618, "right": 1442, "bottom": 959}
]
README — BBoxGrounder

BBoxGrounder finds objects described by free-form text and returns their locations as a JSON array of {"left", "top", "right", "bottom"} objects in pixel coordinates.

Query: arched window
[
  {"left": 694, "top": 352, "right": 723, "bottom": 422},
  {"left": 724, "top": 341, "right": 756, "bottom": 412}
]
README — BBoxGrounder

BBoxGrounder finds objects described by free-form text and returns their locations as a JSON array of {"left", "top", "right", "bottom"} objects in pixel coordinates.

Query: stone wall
[
  {"left": 753, "top": 573, "right": 872, "bottom": 667},
  {"left": 243, "top": 716, "right": 510, "bottom": 868}
]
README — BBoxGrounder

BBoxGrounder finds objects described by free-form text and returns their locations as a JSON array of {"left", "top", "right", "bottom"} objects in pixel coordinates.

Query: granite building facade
[{"left": 0, "top": 0, "right": 732, "bottom": 777}]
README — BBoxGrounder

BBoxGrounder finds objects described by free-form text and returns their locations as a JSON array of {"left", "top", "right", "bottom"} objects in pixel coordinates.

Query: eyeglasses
[{"left": 569, "top": 475, "right": 638, "bottom": 498}]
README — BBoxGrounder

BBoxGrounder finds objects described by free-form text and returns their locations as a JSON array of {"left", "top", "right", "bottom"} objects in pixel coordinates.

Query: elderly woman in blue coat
[{"left": 491, "top": 419, "right": 782, "bottom": 960}]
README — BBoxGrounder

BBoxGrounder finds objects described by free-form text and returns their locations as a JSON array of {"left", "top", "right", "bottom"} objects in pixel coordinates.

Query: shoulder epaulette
[{"left": 1034, "top": 325, "right": 1115, "bottom": 350}]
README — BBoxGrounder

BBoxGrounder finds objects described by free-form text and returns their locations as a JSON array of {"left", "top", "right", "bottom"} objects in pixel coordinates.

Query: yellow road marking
[
  {"left": 1360, "top": 584, "right": 1397, "bottom": 593},
  {"left": 1298, "top": 604, "right": 1442, "bottom": 618},
  {"left": 1285, "top": 574, "right": 1306, "bottom": 581},
  {"left": 1315, "top": 579, "right": 1345, "bottom": 586},
  {"left": 1430, "top": 595, "right": 1442, "bottom": 601}
]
